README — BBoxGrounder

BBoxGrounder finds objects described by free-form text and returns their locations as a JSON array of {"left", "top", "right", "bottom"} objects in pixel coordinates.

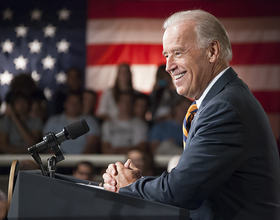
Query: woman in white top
[{"left": 96, "top": 63, "right": 137, "bottom": 121}]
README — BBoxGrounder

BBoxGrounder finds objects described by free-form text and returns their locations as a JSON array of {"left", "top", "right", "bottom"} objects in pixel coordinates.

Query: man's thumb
[
  {"left": 128, "top": 160, "right": 138, "bottom": 170},
  {"left": 124, "top": 159, "right": 131, "bottom": 169}
]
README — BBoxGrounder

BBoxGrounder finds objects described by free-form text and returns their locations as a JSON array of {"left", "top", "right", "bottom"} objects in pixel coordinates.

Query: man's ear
[{"left": 208, "top": 40, "right": 220, "bottom": 63}]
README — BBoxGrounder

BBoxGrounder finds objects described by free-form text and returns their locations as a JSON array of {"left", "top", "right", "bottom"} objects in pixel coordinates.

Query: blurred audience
[
  {"left": 49, "top": 67, "right": 84, "bottom": 116},
  {"left": 0, "top": 189, "right": 7, "bottom": 220},
  {"left": 4, "top": 73, "right": 46, "bottom": 122},
  {"left": 101, "top": 92, "right": 148, "bottom": 154},
  {"left": 149, "top": 97, "right": 192, "bottom": 155},
  {"left": 96, "top": 63, "right": 138, "bottom": 122},
  {"left": 133, "top": 93, "right": 151, "bottom": 125},
  {"left": 82, "top": 89, "right": 98, "bottom": 118},
  {"left": 0, "top": 92, "right": 43, "bottom": 154},
  {"left": 19, "top": 159, "right": 39, "bottom": 170},
  {"left": 126, "top": 149, "right": 155, "bottom": 176},
  {"left": 0, "top": 98, "right": 3, "bottom": 119},
  {"left": 149, "top": 64, "right": 181, "bottom": 122},
  {"left": 29, "top": 90, "right": 47, "bottom": 123},
  {"left": 43, "top": 92, "right": 101, "bottom": 154},
  {"left": 72, "top": 161, "right": 95, "bottom": 181}
]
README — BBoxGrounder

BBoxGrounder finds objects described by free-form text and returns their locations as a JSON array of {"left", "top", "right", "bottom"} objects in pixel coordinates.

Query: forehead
[{"left": 162, "top": 21, "right": 197, "bottom": 51}]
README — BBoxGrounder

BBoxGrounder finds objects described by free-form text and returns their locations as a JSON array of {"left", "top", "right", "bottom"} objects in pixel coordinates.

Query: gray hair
[{"left": 163, "top": 10, "right": 232, "bottom": 61}]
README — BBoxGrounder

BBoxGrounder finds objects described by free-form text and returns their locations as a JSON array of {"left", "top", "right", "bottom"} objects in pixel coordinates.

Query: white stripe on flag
[
  {"left": 86, "top": 17, "right": 280, "bottom": 44},
  {"left": 233, "top": 65, "right": 280, "bottom": 91}
]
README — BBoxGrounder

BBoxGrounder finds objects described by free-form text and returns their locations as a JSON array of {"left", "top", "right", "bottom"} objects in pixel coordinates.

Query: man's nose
[{"left": 165, "top": 56, "right": 177, "bottom": 74}]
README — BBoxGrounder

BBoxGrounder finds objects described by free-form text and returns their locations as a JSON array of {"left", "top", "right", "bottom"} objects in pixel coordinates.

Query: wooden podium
[{"left": 7, "top": 170, "right": 190, "bottom": 219}]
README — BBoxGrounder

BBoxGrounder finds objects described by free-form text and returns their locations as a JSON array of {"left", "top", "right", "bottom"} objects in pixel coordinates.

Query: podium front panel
[{"left": 8, "top": 171, "right": 190, "bottom": 219}]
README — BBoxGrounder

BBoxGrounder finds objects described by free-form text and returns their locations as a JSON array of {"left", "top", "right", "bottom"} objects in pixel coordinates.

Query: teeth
[{"left": 174, "top": 73, "right": 186, "bottom": 80}]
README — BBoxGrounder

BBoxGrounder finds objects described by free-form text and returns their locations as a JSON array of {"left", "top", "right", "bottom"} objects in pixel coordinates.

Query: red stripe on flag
[
  {"left": 88, "top": 0, "right": 280, "bottom": 19},
  {"left": 87, "top": 44, "right": 165, "bottom": 65},
  {"left": 87, "top": 43, "right": 280, "bottom": 65},
  {"left": 253, "top": 91, "right": 280, "bottom": 113},
  {"left": 230, "top": 43, "right": 280, "bottom": 65}
]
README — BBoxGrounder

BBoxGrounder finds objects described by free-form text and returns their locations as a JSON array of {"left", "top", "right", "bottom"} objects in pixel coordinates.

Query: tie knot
[{"left": 188, "top": 101, "right": 198, "bottom": 114}]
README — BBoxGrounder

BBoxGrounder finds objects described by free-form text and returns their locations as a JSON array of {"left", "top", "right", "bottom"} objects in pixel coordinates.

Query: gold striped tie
[{"left": 183, "top": 101, "right": 198, "bottom": 149}]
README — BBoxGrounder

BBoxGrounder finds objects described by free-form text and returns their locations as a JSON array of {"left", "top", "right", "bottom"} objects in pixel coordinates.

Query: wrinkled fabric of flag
[{"left": 0, "top": 0, "right": 280, "bottom": 145}]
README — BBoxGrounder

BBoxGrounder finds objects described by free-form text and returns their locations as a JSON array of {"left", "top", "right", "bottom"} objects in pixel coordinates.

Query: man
[
  {"left": 73, "top": 161, "right": 95, "bottom": 181},
  {"left": 0, "top": 92, "right": 43, "bottom": 153},
  {"left": 101, "top": 92, "right": 148, "bottom": 154},
  {"left": 44, "top": 92, "right": 101, "bottom": 154},
  {"left": 49, "top": 67, "right": 83, "bottom": 116},
  {"left": 102, "top": 10, "right": 280, "bottom": 220}
]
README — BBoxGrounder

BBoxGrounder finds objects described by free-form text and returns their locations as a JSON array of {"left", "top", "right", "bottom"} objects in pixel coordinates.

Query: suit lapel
[
  {"left": 185, "top": 68, "right": 238, "bottom": 146},
  {"left": 201, "top": 67, "right": 238, "bottom": 109}
]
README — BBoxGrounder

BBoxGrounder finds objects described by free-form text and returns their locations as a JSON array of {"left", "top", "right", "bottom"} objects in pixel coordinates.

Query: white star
[
  {"left": 28, "top": 39, "right": 42, "bottom": 53},
  {"left": 43, "top": 24, "right": 56, "bottom": 38},
  {"left": 56, "top": 39, "right": 70, "bottom": 53},
  {"left": 31, "top": 71, "right": 41, "bottom": 82},
  {"left": 55, "top": 71, "right": 67, "bottom": 84},
  {"left": 14, "top": 55, "right": 28, "bottom": 70},
  {"left": 1, "top": 39, "right": 14, "bottom": 53},
  {"left": 15, "top": 25, "right": 28, "bottom": 37},
  {"left": 58, "top": 8, "right": 71, "bottom": 21},
  {"left": 3, "top": 8, "right": 13, "bottom": 20},
  {"left": 0, "top": 71, "right": 13, "bottom": 85},
  {"left": 42, "top": 55, "right": 56, "bottom": 70},
  {"left": 30, "top": 8, "right": 42, "bottom": 21},
  {"left": 44, "top": 87, "right": 53, "bottom": 100}
]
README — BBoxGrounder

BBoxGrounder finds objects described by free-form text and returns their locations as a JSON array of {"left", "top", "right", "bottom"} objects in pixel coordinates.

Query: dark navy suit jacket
[{"left": 119, "top": 68, "right": 280, "bottom": 220}]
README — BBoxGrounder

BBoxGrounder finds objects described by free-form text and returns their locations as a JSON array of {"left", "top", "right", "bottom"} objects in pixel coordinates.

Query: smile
[{"left": 174, "top": 72, "right": 186, "bottom": 80}]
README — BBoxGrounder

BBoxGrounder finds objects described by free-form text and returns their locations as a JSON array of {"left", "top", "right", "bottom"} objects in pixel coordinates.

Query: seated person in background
[
  {"left": 126, "top": 149, "right": 155, "bottom": 176},
  {"left": 133, "top": 93, "right": 151, "bottom": 126},
  {"left": 43, "top": 92, "right": 101, "bottom": 154},
  {"left": 7, "top": 73, "right": 47, "bottom": 122},
  {"left": 49, "top": 67, "right": 84, "bottom": 116},
  {"left": 101, "top": 92, "right": 148, "bottom": 154},
  {"left": 149, "top": 97, "right": 192, "bottom": 155},
  {"left": 82, "top": 89, "right": 97, "bottom": 117},
  {"left": 73, "top": 161, "right": 95, "bottom": 181},
  {"left": 96, "top": 63, "right": 137, "bottom": 122},
  {"left": 149, "top": 64, "right": 181, "bottom": 122},
  {"left": 29, "top": 89, "right": 47, "bottom": 123},
  {"left": 0, "top": 92, "right": 43, "bottom": 154}
]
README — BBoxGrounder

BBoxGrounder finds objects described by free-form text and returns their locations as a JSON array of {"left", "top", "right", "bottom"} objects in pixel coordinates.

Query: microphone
[{"left": 28, "top": 119, "right": 90, "bottom": 154}]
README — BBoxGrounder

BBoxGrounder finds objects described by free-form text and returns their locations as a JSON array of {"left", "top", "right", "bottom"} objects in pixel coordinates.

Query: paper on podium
[{"left": 76, "top": 182, "right": 104, "bottom": 190}]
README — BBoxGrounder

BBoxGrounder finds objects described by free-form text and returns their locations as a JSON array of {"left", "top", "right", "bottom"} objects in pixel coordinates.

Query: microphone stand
[{"left": 28, "top": 132, "right": 65, "bottom": 178}]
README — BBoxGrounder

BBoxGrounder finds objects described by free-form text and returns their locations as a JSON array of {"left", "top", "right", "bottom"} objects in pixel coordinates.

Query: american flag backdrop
[
  {"left": 1, "top": 0, "right": 280, "bottom": 145},
  {"left": 0, "top": 0, "right": 86, "bottom": 100}
]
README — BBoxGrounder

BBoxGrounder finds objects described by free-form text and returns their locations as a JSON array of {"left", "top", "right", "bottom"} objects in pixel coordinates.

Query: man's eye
[{"left": 175, "top": 52, "right": 181, "bottom": 56}]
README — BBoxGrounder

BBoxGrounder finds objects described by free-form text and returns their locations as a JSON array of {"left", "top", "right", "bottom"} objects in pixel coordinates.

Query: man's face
[
  {"left": 73, "top": 164, "right": 93, "bottom": 181},
  {"left": 64, "top": 95, "right": 82, "bottom": 117},
  {"left": 162, "top": 21, "right": 212, "bottom": 100}
]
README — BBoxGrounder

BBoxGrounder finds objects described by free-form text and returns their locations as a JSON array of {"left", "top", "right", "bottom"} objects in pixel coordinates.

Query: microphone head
[{"left": 65, "top": 119, "right": 90, "bottom": 140}]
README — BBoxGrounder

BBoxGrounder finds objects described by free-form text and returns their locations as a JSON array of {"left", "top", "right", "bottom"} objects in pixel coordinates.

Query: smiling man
[{"left": 102, "top": 10, "right": 280, "bottom": 220}]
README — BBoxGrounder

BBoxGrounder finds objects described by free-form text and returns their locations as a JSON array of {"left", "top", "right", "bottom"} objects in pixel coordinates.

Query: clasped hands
[{"left": 102, "top": 159, "right": 142, "bottom": 192}]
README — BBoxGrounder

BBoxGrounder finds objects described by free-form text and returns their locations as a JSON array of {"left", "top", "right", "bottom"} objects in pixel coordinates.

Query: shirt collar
[{"left": 196, "top": 67, "right": 229, "bottom": 109}]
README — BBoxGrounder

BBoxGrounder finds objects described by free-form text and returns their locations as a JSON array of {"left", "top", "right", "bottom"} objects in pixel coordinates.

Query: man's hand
[{"left": 102, "top": 159, "right": 142, "bottom": 192}]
